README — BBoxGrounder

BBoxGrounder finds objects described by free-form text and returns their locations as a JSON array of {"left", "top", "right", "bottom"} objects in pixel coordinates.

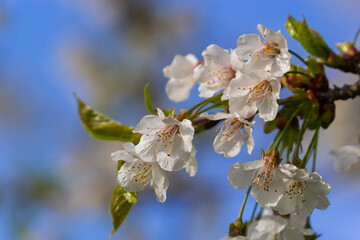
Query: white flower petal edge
[
  {"left": 228, "top": 70, "right": 280, "bottom": 121},
  {"left": 247, "top": 215, "right": 287, "bottom": 240},
  {"left": 235, "top": 24, "right": 291, "bottom": 77},
  {"left": 202, "top": 112, "right": 255, "bottom": 157},
  {"left": 133, "top": 109, "right": 194, "bottom": 172},
  {"left": 112, "top": 143, "right": 169, "bottom": 203},
  {"left": 163, "top": 54, "right": 198, "bottom": 102},
  {"left": 284, "top": 214, "right": 313, "bottom": 240},
  {"left": 248, "top": 213, "right": 313, "bottom": 240},
  {"left": 274, "top": 165, "right": 331, "bottom": 217},
  {"left": 221, "top": 236, "right": 248, "bottom": 240},
  {"left": 331, "top": 145, "right": 360, "bottom": 172},
  {"left": 186, "top": 148, "right": 198, "bottom": 177},
  {"left": 228, "top": 155, "right": 285, "bottom": 208},
  {"left": 194, "top": 45, "right": 243, "bottom": 99}
]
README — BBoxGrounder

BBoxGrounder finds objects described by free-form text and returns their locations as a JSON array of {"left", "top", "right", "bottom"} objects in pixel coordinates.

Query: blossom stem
[
  {"left": 268, "top": 130, "right": 282, "bottom": 150},
  {"left": 353, "top": 27, "right": 360, "bottom": 45},
  {"left": 293, "top": 111, "right": 310, "bottom": 160},
  {"left": 289, "top": 49, "right": 307, "bottom": 65},
  {"left": 192, "top": 103, "right": 223, "bottom": 118},
  {"left": 286, "top": 148, "right": 291, "bottom": 164},
  {"left": 273, "top": 106, "right": 302, "bottom": 150},
  {"left": 284, "top": 71, "right": 311, "bottom": 78},
  {"left": 186, "top": 93, "right": 222, "bottom": 118},
  {"left": 300, "top": 128, "right": 319, "bottom": 168},
  {"left": 237, "top": 186, "right": 252, "bottom": 222},
  {"left": 255, "top": 207, "right": 264, "bottom": 220},
  {"left": 249, "top": 202, "right": 258, "bottom": 223},
  {"left": 311, "top": 129, "right": 319, "bottom": 172}
]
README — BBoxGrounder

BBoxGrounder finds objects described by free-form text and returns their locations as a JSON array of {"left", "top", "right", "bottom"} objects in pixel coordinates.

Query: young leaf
[
  {"left": 76, "top": 96, "right": 140, "bottom": 142},
  {"left": 286, "top": 16, "right": 332, "bottom": 59},
  {"left": 109, "top": 184, "right": 138, "bottom": 237},
  {"left": 144, "top": 83, "right": 156, "bottom": 115}
]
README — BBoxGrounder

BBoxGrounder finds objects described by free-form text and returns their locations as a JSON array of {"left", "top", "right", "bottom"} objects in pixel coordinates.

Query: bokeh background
[{"left": 0, "top": 1, "right": 359, "bottom": 239}]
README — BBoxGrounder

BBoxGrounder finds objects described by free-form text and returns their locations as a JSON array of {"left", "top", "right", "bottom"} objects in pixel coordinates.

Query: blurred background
[{"left": 0, "top": 0, "right": 359, "bottom": 239}]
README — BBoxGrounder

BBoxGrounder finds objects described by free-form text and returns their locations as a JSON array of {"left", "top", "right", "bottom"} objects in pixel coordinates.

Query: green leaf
[
  {"left": 109, "top": 184, "right": 138, "bottom": 237},
  {"left": 286, "top": 16, "right": 332, "bottom": 59},
  {"left": 76, "top": 96, "right": 140, "bottom": 142},
  {"left": 144, "top": 83, "right": 156, "bottom": 115}
]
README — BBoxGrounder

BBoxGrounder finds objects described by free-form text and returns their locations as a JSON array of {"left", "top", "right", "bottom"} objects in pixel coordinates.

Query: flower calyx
[{"left": 264, "top": 148, "right": 282, "bottom": 166}]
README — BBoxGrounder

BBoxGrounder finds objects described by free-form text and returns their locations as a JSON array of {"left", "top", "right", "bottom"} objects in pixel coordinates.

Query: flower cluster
[
  {"left": 109, "top": 24, "right": 333, "bottom": 239},
  {"left": 112, "top": 108, "right": 196, "bottom": 202}
]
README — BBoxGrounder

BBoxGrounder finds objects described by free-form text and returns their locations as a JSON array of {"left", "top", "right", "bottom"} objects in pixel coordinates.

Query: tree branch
[{"left": 318, "top": 81, "right": 360, "bottom": 101}]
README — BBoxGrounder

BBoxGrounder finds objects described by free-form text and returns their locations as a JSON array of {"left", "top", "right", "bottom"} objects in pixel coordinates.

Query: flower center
[
  {"left": 252, "top": 161, "right": 275, "bottom": 191},
  {"left": 256, "top": 41, "right": 280, "bottom": 59},
  {"left": 243, "top": 80, "right": 272, "bottom": 103},
  {"left": 152, "top": 124, "right": 180, "bottom": 156},
  {"left": 206, "top": 67, "right": 236, "bottom": 86},
  {"left": 217, "top": 117, "right": 244, "bottom": 143},
  {"left": 126, "top": 161, "right": 152, "bottom": 186},
  {"left": 285, "top": 180, "right": 306, "bottom": 201}
]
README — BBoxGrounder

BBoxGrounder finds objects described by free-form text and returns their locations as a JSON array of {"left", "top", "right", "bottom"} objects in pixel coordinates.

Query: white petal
[
  {"left": 254, "top": 215, "right": 287, "bottom": 233},
  {"left": 165, "top": 76, "right": 194, "bottom": 102},
  {"left": 198, "top": 80, "right": 223, "bottom": 98},
  {"left": 284, "top": 228, "right": 305, "bottom": 240},
  {"left": 185, "top": 53, "right": 198, "bottom": 64},
  {"left": 229, "top": 96, "right": 258, "bottom": 119},
  {"left": 242, "top": 125, "right": 254, "bottom": 154},
  {"left": 236, "top": 34, "right": 262, "bottom": 59},
  {"left": 252, "top": 168, "right": 285, "bottom": 207},
  {"left": 178, "top": 119, "right": 195, "bottom": 152},
  {"left": 228, "top": 161, "right": 262, "bottom": 189},
  {"left": 135, "top": 134, "right": 157, "bottom": 162},
  {"left": 156, "top": 135, "right": 190, "bottom": 171},
  {"left": 316, "top": 195, "right": 330, "bottom": 210},
  {"left": 272, "top": 55, "right": 291, "bottom": 77},
  {"left": 186, "top": 148, "right": 198, "bottom": 177},
  {"left": 274, "top": 191, "right": 296, "bottom": 215},
  {"left": 246, "top": 55, "right": 273, "bottom": 72},
  {"left": 214, "top": 130, "right": 244, "bottom": 158},
  {"left": 257, "top": 93, "right": 278, "bottom": 121},
  {"left": 133, "top": 115, "right": 163, "bottom": 134},
  {"left": 151, "top": 163, "right": 169, "bottom": 203},
  {"left": 230, "top": 49, "right": 245, "bottom": 71},
  {"left": 257, "top": 24, "right": 284, "bottom": 46},
  {"left": 270, "top": 79, "right": 281, "bottom": 99},
  {"left": 201, "top": 112, "right": 232, "bottom": 121},
  {"left": 332, "top": 145, "right": 360, "bottom": 172},
  {"left": 163, "top": 54, "right": 195, "bottom": 79},
  {"left": 202, "top": 44, "right": 231, "bottom": 67},
  {"left": 117, "top": 160, "right": 147, "bottom": 193},
  {"left": 111, "top": 149, "right": 137, "bottom": 162}
]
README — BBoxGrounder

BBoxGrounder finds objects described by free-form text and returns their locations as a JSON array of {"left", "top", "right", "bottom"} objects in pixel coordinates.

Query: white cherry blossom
[
  {"left": 163, "top": 54, "right": 198, "bottom": 102},
  {"left": 111, "top": 142, "right": 169, "bottom": 203},
  {"left": 201, "top": 111, "right": 254, "bottom": 157},
  {"left": 228, "top": 70, "right": 281, "bottom": 121},
  {"left": 194, "top": 44, "right": 244, "bottom": 99},
  {"left": 331, "top": 145, "right": 360, "bottom": 172},
  {"left": 228, "top": 151, "right": 286, "bottom": 208},
  {"left": 133, "top": 109, "right": 194, "bottom": 172},
  {"left": 235, "top": 24, "right": 291, "bottom": 77},
  {"left": 273, "top": 165, "right": 331, "bottom": 217}
]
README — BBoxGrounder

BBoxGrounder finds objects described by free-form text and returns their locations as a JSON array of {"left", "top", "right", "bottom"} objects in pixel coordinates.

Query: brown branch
[{"left": 318, "top": 81, "right": 360, "bottom": 101}]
